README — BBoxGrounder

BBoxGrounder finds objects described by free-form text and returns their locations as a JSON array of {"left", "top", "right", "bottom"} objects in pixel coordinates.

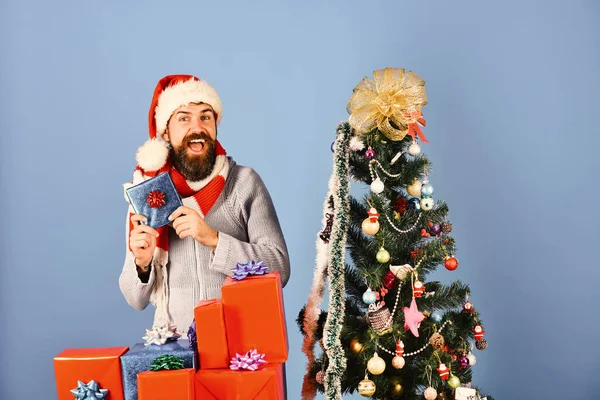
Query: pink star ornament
[{"left": 402, "top": 298, "right": 425, "bottom": 337}]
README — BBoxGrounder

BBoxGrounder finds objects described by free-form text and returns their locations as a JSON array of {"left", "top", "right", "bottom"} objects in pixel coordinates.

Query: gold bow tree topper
[{"left": 347, "top": 68, "right": 428, "bottom": 141}]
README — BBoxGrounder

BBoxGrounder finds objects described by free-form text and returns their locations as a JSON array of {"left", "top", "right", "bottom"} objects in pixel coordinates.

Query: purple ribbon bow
[
  {"left": 229, "top": 349, "right": 267, "bottom": 371},
  {"left": 232, "top": 260, "right": 269, "bottom": 280}
]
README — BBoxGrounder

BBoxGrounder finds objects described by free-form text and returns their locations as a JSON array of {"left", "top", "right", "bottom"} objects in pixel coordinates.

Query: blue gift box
[
  {"left": 125, "top": 172, "right": 183, "bottom": 229},
  {"left": 120, "top": 339, "right": 196, "bottom": 400}
]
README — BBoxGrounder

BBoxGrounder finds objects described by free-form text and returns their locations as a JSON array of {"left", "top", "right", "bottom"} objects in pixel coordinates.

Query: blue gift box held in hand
[{"left": 125, "top": 172, "right": 183, "bottom": 229}]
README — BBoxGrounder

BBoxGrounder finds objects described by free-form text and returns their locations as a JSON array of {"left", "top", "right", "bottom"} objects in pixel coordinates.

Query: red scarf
[{"left": 124, "top": 141, "right": 229, "bottom": 328}]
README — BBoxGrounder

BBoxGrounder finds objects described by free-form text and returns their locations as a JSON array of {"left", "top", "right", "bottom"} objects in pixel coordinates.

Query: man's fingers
[
  {"left": 171, "top": 215, "right": 191, "bottom": 230},
  {"left": 169, "top": 206, "right": 190, "bottom": 221},
  {"left": 131, "top": 239, "right": 150, "bottom": 249},
  {"left": 175, "top": 222, "right": 191, "bottom": 237},
  {"left": 131, "top": 214, "right": 148, "bottom": 224},
  {"left": 132, "top": 224, "right": 159, "bottom": 237}
]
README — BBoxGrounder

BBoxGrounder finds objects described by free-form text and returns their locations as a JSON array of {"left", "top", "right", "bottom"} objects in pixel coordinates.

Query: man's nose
[{"left": 189, "top": 116, "right": 203, "bottom": 131}]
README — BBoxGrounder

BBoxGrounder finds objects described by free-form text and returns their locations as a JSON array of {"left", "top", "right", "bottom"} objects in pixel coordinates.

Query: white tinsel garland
[{"left": 301, "top": 122, "right": 352, "bottom": 400}]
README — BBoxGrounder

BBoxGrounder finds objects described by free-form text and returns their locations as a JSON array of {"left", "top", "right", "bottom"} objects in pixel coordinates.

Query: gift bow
[
  {"left": 70, "top": 380, "right": 108, "bottom": 400},
  {"left": 347, "top": 67, "right": 428, "bottom": 142},
  {"left": 150, "top": 355, "right": 185, "bottom": 371},
  {"left": 229, "top": 349, "right": 267, "bottom": 371},
  {"left": 232, "top": 260, "right": 269, "bottom": 280},
  {"left": 142, "top": 323, "right": 182, "bottom": 346}
]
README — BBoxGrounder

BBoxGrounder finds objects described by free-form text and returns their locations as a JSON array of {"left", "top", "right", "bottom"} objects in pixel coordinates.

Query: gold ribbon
[{"left": 347, "top": 68, "right": 428, "bottom": 141}]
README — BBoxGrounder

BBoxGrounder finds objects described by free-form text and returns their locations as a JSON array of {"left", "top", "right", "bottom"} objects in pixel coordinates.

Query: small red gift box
[
  {"left": 54, "top": 346, "right": 129, "bottom": 400},
  {"left": 137, "top": 368, "right": 195, "bottom": 400},
  {"left": 195, "top": 363, "right": 284, "bottom": 399},
  {"left": 221, "top": 272, "right": 288, "bottom": 363},
  {"left": 194, "top": 298, "right": 230, "bottom": 369}
]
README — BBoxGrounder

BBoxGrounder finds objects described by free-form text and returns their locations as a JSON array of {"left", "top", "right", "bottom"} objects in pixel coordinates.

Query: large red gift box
[
  {"left": 195, "top": 363, "right": 284, "bottom": 399},
  {"left": 137, "top": 368, "right": 195, "bottom": 400},
  {"left": 54, "top": 346, "right": 129, "bottom": 400},
  {"left": 194, "top": 298, "right": 230, "bottom": 369},
  {"left": 221, "top": 272, "right": 288, "bottom": 363}
]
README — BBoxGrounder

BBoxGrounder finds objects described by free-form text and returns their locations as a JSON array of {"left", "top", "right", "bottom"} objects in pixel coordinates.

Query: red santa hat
[{"left": 136, "top": 74, "right": 223, "bottom": 172}]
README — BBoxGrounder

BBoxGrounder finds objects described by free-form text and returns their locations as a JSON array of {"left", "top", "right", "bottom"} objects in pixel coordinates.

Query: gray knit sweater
[{"left": 118, "top": 157, "right": 290, "bottom": 333}]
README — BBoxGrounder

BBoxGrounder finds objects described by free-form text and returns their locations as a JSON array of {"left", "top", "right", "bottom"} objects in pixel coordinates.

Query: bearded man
[{"left": 119, "top": 75, "right": 290, "bottom": 334}]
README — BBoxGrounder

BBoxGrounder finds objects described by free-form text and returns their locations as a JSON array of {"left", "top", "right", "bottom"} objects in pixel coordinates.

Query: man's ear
[{"left": 161, "top": 130, "right": 170, "bottom": 143}]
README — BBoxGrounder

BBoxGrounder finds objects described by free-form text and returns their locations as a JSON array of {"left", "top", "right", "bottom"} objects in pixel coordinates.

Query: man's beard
[{"left": 170, "top": 132, "right": 217, "bottom": 181}]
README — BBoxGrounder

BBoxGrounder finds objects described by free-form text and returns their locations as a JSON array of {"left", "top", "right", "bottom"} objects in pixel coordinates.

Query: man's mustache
[{"left": 184, "top": 132, "right": 213, "bottom": 144}]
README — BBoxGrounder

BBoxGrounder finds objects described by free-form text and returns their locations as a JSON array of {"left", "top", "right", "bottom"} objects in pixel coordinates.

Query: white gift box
[{"left": 454, "top": 387, "right": 478, "bottom": 400}]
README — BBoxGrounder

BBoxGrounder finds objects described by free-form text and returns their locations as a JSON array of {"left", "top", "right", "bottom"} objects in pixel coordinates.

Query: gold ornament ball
[
  {"left": 376, "top": 247, "right": 391, "bottom": 263},
  {"left": 423, "top": 387, "right": 437, "bottom": 400},
  {"left": 447, "top": 375, "right": 461, "bottom": 389},
  {"left": 391, "top": 355, "right": 405, "bottom": 369},
  {"left": 350, "top": 338, "right": 364, "bottom": 354},
  {"left": 407, "top": 180, "right": 422, "bottom": 197},
  {"left": 390, "top": 376, "right": 404, "bottom": 396},
  {"left": 367, "top": 353, "right": 386, "bottom": 375},
  {"left": 358, "top": 379, "right": 376, "bottom": 396},
  {"left": 362, "top": 218, "right": 380, "bottom": 235}
]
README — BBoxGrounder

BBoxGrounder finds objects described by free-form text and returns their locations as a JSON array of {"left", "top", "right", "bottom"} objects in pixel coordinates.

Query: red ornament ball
[
  {"left": 383, "top": 271, "right": 397, "bottom": 289},
  {"left": 444, "top": 257, "right": 458, "bottom": 271}
]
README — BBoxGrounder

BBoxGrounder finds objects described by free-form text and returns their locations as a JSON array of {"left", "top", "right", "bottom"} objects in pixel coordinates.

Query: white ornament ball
[
  {"left": 391, "top": 355, "right": 405, "bottom": 369},
  {"left": 371, "top": 178, "right": 385, "bottom": 194},
  {"left": 367, "top": 353, "right": 386, "bottom": 375},
  {"left": 420, "top": 197, "right": 434, "bottom": 210},
  {"left": 467, "top": 353, "right": 477, "bottom": 366},
  {"left": 361, "top": 218, "right": 380, "bottom": 235},
  {"left": 408, "top": 142, "right": 421, "bottom": 156},
  {"left": 407, "top": 180, "right": 422, "bottom": 196},
  {"left": 423, "top": 387, "right": 437, "bottom": 400}
]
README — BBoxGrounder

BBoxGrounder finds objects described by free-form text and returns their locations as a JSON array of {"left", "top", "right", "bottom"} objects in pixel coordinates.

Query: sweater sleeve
[
  {"left": 118, "top": 213, "right": 157, "bottom": 310},
  {"left": 210, "top": 167, "right": 291, "bottom": 287}
]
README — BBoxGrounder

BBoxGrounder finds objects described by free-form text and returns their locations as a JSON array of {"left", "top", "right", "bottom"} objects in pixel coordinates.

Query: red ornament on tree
[
  {"left": 472, "top": 325, "right": 485, "bottom": 341},
  {"left": 410, "top": 249, "right": 422, "bottom": 259},
  {"left": 413, "top": 280, "right": 425, "bottom": 298},
  {"left": 444, "top": 256, "right": 458, "bottom": 271},
  {"left": 463, "top": 301, "right": 474, "bottom": 313},
  {"left": 383, "top": 271, "right": 396, "bottom": 289},
  {"left": 393, "top": 197, "right": 407, "bottom": 215},
  {"left": 395, "top": 339, "right": 404, "bottom": 357},
  {"left": 420, "top": 229, "right": 430, "bottom": 238},
  {"left": 437, "top": 363, "right": 450, "bottom": 380},
  {"left": 146, "top": 190, "right": 166, "bottom": 208}
]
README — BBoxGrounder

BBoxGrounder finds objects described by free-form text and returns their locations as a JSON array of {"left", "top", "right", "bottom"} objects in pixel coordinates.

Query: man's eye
[
  {"left": 179, "top": 116, "right": 189, "bottom": 122},
  {"left": 201, "top": 115, "right": 211, "bottom": 121}
]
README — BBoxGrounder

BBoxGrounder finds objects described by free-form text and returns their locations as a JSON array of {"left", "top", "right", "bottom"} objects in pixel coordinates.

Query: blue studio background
[{"left": 1, "top": 1, "right": 599, "bottom": 399}]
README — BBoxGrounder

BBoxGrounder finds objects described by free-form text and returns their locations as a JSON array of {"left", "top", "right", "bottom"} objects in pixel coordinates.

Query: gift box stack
[
  {"left": 53, "top": 264, "right": 287, "bottom": 400},
  {"left": 194, "top": 267, "right": 287, "bottom": 399}
]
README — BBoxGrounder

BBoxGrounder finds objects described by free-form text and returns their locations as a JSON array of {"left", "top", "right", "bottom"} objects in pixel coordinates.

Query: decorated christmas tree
[{"left": 298, "top": 68, "right": 494, "bottom": 400}]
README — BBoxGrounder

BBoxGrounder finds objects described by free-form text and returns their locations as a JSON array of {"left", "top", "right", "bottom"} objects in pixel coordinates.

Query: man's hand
[
  {"left": 129, "top": 214, "right": 158, "bottom": 267},
  {"left": 169, "top": 206, "right": 219, "bottom": 249}
]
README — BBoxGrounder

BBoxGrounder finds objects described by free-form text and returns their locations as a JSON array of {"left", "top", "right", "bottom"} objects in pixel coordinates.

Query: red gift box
[
  {"left": 138, "top": 368, "right": 195, "bottom": 400},
  {"left": 222, "top": 272, "right": 288, "bottom": 363},
  {"left": 195, "top": 363, "right": 284, "bottom": 399},
  {"left": 194, "top": 298, "right": 230, "bottom": 369},
  {"left": 54, "top": 346, "right": 129, "bottom": 400}
]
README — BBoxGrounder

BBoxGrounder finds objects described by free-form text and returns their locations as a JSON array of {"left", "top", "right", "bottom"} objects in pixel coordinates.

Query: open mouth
[{"left": 187, "top": 138, "right": 206, "bottom": 154}]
